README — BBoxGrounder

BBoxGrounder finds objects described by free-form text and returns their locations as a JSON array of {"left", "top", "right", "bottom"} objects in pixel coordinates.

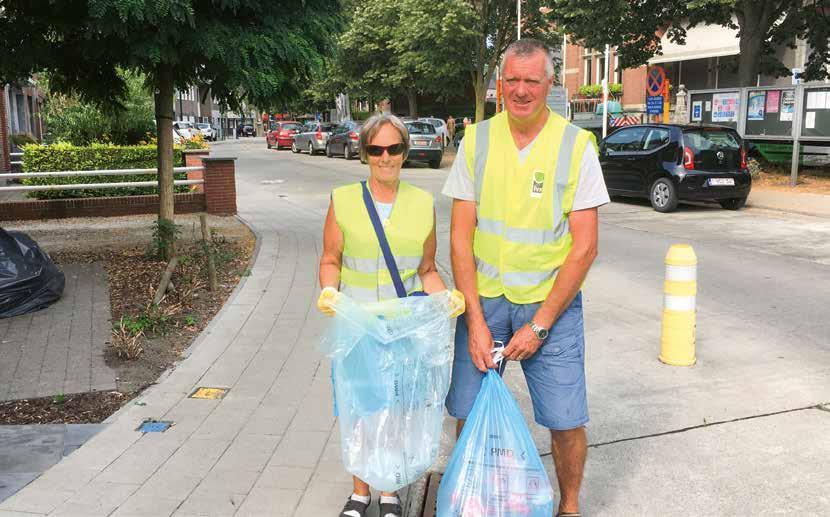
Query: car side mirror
[{"left": 598, "top": 143, "right": 607, "bottom": 157}]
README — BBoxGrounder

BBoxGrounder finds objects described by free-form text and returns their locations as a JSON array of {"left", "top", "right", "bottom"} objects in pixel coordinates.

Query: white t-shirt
[{"left": 442, "top": 134, "right": 610, "bottom": 211}]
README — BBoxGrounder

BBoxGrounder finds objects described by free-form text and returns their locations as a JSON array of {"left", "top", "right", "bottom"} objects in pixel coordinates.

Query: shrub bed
[{"left": 22, "top": 142, "right": 188, "bottom": 199}]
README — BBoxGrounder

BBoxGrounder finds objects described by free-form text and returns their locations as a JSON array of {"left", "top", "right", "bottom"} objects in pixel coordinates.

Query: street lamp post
[
  {"left": 602, "top": 44, "right": 610, "bottom": 138},
  {"left": 518, "top": 0, "right": 521, "bottom": 40}
]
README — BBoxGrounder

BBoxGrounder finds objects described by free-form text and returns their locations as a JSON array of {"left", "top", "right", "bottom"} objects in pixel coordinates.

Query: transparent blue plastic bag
[
  {"left": 437, "top": 370, "right": 554, "bottom": 517},
  {"left": 320, "top": 292, "right": 454, "bottom": 492}
]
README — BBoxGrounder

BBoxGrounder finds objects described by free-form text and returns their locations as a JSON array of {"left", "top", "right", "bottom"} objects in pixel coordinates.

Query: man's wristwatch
[{"left": 528, "top": 321, "right": 549, "bottom": 341}]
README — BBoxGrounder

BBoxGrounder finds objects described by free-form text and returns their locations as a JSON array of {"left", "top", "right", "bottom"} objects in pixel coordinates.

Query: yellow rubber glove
[
  {"left": 317, "top": 287, "right": 340, "bottom": 317},
  {"left": 448, "top": 289, "right": 466, "bottom": 318}
]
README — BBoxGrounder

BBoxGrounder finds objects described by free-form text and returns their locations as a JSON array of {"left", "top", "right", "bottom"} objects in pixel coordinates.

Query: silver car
[
  {"left": 292, "top": 121, "right": 336, "bottom": 155},
  {"left": 418, "top": 117, "right": 450, "bottom": 147},
  {"left": 194, "top": 122, "right": 216, "bottom": 141},
  {"left": 405, "top": 121, "right": 443, "bottom": 169}
]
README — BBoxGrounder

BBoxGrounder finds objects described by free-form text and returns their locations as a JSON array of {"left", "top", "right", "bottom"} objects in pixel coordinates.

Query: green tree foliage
[
  {"left": 0, "top": 0, "right": 341, "bottom": 257},
  {"left": 41, "top": 70, "right": 155, "bottom": 145},
  {"left": 334, "top": 0, "right": 559, "bottom": 121},
  {"left": 547, "top": 0, "right": 830, "bottom": 87},
  {"left": 336, "top": 0, "right": 475, "bottom": 117}
]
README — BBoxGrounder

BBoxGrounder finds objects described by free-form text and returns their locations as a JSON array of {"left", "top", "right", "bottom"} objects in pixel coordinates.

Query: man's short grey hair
[
  {"left": 501, "top": 38, "right": 555, "bottom": 79},
  {"left": 358, "top": 113, "right": 410, "bottom": 162}
]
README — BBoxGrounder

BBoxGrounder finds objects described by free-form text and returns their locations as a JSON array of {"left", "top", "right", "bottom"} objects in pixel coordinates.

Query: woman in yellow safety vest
[{"left": 316, "top": 113, "right": 464, "bottom": 517}]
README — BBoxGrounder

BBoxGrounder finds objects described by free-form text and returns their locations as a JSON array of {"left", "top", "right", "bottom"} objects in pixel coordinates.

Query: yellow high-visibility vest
[
  {"left": 464, "top": 109, "right": 595, "bottom": 304},
  {"left": 332, "top": 181, "right": 434, "bottom": 302}
]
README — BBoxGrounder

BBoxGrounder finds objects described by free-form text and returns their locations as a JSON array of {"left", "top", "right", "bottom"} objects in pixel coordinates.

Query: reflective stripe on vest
[
  {"left": 469, "top": 111, "right": 589, "bottom": 302},
  {"left": 341, "top": 275, "right": 423, "bottom": 302}
]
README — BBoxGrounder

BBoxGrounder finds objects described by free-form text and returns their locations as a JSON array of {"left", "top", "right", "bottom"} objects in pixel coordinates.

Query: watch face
[{"left": 537, "top": 328, "right": 549, "bottom": 340}]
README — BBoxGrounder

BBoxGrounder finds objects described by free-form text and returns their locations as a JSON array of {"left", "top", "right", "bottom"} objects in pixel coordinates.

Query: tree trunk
[
  {"left": 737, "top": 32, "right": 764, "bottom": 86},
  {"left": 154, "top": 66, "right": 176, "bottom": 260},
  {"left": 407, "top": 90, "right": 418, "bottom": 118},
  {"left": 473, "top": 72, "right": 486, "bottom": 122}
]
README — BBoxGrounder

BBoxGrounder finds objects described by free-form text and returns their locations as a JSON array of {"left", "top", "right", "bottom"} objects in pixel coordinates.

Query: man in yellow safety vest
[{"left": 442, "top": 38, "right": 610, "bottom": 517}]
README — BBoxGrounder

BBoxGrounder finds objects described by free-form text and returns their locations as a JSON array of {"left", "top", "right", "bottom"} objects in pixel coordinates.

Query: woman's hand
[
  {"left": 317, "top": 287, "right": 340, "bottom": 316},
  {"left": 448, "top": 289, "right": 465, "bottom": 318}
]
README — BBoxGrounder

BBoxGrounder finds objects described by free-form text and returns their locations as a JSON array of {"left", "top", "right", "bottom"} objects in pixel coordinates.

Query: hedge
[{"left": 21, "top": 142, "right": 188, "bottom": 199}]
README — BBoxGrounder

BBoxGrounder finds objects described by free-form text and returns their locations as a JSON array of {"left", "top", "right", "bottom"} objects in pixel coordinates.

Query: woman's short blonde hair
[{"left": 358, "top": 113, "right": 410, "bottom": 162}]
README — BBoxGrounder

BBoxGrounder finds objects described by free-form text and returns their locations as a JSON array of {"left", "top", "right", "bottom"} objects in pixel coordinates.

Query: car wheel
[
  {"left": 326, "top": 144, "right": 333, "bottom": 158},
  {"left": 719, "top": 197, "right": 747, "bottom": 210},
  {"left": 292, "top": 141, "right": 301, "bottom": 153},
  {"left": 650, "top": 177, "right": 678, "bottom": 213},
  {"left": 308, "top": 142, "right": 315, "bottom": 156},
  {"left": 428, "top": 159, "right": 441, "bottom": 169},
  {"left": 344, "top": 144, "right": 352, "bottom": 160}
]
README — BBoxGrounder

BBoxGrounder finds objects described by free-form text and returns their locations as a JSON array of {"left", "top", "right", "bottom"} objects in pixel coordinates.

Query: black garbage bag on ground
[{"left": 0, "top": 228, "right": 65, "bottom": 318}]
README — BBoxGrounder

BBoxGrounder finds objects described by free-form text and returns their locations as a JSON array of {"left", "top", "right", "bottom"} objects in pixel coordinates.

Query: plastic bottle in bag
[{"left": 321, "top": 292, "right": 454, "bottom": 492}]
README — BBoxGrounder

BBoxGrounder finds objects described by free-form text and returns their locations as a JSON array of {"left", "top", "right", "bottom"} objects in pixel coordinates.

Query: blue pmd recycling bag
[
  {"left": 437, "top": 370, "right": 554, "bottom": 516},
  {"left": 321, "top": 292, "right": 454, "bottom": 492}
]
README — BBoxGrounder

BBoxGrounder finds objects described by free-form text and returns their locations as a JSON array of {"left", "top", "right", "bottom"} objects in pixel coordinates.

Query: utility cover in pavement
[
  {"left": 189, "top": 387, "right": 229, "bottom": 399},
  {"left": 137, "top": 420, "right": 173, "bottom": 433}
]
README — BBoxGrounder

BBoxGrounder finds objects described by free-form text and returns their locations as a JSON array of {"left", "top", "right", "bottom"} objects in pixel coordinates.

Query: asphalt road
[{"left": 216, "top": 138, "right": 830, "bottom": 516}]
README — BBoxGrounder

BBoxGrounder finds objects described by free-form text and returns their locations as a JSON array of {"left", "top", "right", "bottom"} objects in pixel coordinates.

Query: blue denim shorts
[{"left": 445, "top": 292, "right": 588, "bottom": 430}]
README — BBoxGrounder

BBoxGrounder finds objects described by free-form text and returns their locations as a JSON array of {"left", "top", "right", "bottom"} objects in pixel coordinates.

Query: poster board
[
  {"left": 744, "top": 89, "right": 795, "bottom": 137},
  {"left": 689, "top": 92, "right": 739, "bottom": 128},
  {"left": 801, "top": 87, "right": 830, "bottom": 138}
]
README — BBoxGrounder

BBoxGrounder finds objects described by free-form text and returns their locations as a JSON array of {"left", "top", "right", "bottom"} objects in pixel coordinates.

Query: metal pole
[
  {"left": 602, "top": 44, "right": 610, "bottom": 138},
  {"left": 790, "top": 84, "right": 805, "bottom": 186},
  {"left": 517, "top": 0, "right": 521, "bottom": 40}
]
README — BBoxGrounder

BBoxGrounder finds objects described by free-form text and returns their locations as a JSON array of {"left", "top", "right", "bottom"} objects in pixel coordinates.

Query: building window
[{"left": 584, "top": 55, "right": 593, "bottom": 85}]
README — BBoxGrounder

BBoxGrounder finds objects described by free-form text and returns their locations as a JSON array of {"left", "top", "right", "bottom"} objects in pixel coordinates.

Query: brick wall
[
  {"left": 0, "top": 193, "right": 206, "bottom": 221},
  {"left": 0, "top": 87, "right": 9, "bottom": 173},
  {"left": 183, "top": 149, "right": 210, "bottom": 193},
  {"left": 203, "top": 157, "right": 237, "bottom": 216}
]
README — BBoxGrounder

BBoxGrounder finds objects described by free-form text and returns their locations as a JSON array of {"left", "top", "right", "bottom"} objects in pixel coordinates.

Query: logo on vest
[{"left": 531, "top": 170, "right": 545, "bottom": 198}]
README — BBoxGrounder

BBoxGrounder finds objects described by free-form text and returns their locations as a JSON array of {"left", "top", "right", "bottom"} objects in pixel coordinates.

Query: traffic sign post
[{"left": 647, "top": 66, "right": 667, "bottom": 119}]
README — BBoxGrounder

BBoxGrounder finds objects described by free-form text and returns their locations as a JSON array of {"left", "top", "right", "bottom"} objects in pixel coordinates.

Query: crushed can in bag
[
  {"left": 321, "top": 292, "right": 454, "bottom": 492},
  {"left": 437, "top": 369, "right": 554, "bottom": 516}
]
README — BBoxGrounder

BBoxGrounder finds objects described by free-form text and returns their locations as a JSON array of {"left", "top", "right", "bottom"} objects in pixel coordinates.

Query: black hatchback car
[{"left": 598, "top": 124, "right": 751, "bottom": 212}]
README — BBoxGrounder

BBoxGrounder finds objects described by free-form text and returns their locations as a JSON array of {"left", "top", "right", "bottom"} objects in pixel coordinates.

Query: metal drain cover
[{"left": 189, "top": 387, "right": 229, "bottom": 399}]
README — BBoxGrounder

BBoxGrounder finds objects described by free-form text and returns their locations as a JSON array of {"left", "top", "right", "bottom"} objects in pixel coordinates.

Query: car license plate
[
  {"left": 415, "top": 139, "right": 428, "bottom": 146},
  {"left": 709, "top": 178, "right": 735, "bottom": 186}
]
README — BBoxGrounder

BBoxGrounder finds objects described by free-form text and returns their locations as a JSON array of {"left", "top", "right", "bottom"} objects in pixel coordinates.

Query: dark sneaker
[
  {"left": 339, "top": 497, "right": 370, "bottom": 517},
  {"left": 378, "top": 498, "right": 402, "bottom": 517}
]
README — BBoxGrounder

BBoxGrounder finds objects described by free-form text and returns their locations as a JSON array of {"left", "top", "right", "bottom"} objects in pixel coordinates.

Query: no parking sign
[{"left": 647, "top": 66, "right": 666, "bottom": 115}]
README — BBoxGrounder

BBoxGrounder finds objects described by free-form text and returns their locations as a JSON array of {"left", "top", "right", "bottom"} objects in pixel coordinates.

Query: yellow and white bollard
[{"left": 659, "top": 244, "right": 697, "bottom": 366}]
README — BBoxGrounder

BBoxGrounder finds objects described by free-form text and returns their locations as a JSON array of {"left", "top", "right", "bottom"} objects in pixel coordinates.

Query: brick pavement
[
  {"left": 0, "top": 188, "right": 397, "bottom": 515},
  {"left": 0, "top": 263, "right": 116, "bottom": 402}
]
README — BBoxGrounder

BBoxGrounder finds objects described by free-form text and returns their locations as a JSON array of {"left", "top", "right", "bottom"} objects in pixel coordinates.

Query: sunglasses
[{"left": 366, "top": 143, "right": 406, "bottom": 156}]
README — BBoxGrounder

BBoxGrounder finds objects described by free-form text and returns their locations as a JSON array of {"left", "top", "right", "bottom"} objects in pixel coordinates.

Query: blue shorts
[{"left": 445, "top": 292, "right": 588, "bottom": 431}]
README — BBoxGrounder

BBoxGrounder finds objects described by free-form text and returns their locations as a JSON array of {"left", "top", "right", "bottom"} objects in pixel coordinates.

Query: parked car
[
  {"left": 194, "top": 122, "right": 216, "bottom": 141},
  {"left": 172, "top": 128, "right": 184, "bottom": 146},
  {"left": 418, "top": 117, "right": 450, "bottom": 147},
  {"left": 266, "top": 121, "right": 302, "bottom": 149},
  {"left": 598, "top": 124, "right": 751, "bottom": 212},
  {"left": 292, "top": 121, "right": 337, "bottom": 155},
  {"left": 326, "top": 121, "right": 363, "bottom": 160},
  {"left": 405, "top": 121, "right": 443, "bottom": 169},
  {"left": 240, "top": 124, "right": 255, "bottom": 137},
  {"left": 173, "top": 121, "right": 195, "bottom": 139}
]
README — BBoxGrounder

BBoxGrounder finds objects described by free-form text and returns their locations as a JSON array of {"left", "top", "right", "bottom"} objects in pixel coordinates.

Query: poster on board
[
  {"left": 705, "top": 101, "right": 711, "bottom": 112},
  {"left": 780, "top": 91, "right": 795, "bottom": 121},
  {"left": 712, "top": 93, "right": 739, "bottom": 122},
  {"left": 691, "top": 101, "right": 703, "bottom": 122},
  {"left": 748, "top": 92, "right": 766, "bottom": 120},
  {"left": 766, "top": 90, "right": 781, "bottom": 113}
]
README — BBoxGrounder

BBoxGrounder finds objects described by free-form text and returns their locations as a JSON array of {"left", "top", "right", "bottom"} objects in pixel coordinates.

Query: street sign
[
  {"left": 647, "top": 95, "right": 664, "bottom": 115},
  {"left": 647, "top": 66, "right": 667, "bottom": 115}
]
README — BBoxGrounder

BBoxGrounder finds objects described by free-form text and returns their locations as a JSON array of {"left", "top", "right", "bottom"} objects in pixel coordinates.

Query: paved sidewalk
[
  {"left": 0, "top": 263, "right": 115, "bottom": 402},
  {"left": 748, "top": 187, "right": 830, "bottom": 218},
  {"left": 0, "top": 188, "right": 374, "bottom": 516}
]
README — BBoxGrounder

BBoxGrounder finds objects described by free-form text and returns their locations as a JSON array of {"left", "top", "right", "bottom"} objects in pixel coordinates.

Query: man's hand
[
  {"left": 317, "top": 287, "right": 340, "bottom": 317},
  {"left": 467, "top": 320, "right": 497, "bottom": 372},
  {"left": 502, "top": 324, "right": 543, "bottom": 361}
]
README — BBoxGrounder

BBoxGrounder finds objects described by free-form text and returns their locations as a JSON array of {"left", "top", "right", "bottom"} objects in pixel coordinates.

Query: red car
[{"left": 267, "top": 121, "right": 302, "bottom": 150}]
